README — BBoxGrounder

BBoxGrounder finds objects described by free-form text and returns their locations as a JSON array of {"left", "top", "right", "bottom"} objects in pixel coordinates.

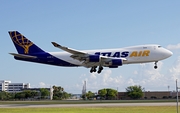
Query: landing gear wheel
[
  {"left": 97, "top": 70, "right": 101, "bottom": 74},
  {"left": 90, "top": 66, "right": 97, "bottom": 73},
  {"left": 97, "top": 66, "right": 103, "bottom": 74},
  {"left": 154, "top": 65, "right": 157, "bottom": 69},
  {"left": 90, "top": 69, "right": 93, "bottom": 73},
  {"left": 154, "top": 61, "right": 158, "bottom": 69}
]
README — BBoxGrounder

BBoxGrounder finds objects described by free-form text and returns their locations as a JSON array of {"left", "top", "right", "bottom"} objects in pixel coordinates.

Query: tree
[
  {"left": 14, "top": 90, "right": 39, "bottom": 100},
  {"left": 62, "top": 92, "right": 71, "bottom": 99},
  {"left": 126, "top": 85, "right": 143, "bottom": 99},
  {"left": 106, "top": 88, "right": 118, "bottom": 100},
  {"left": 40, "top": 88, "right": 49, "bottom": 99},
  {"left": 52, "top": 85, "right": 70, "bottom": 100},
  {"left": 15, "top": 92, "right": 25, "bottom": 100},
  {"left": 82, "top": 91, "right": 95, "bottom": 100},
  {"left": 0, "top": 91, "right": 15, "bottom": 100},
  {"left": 31, "top": 91, "right": 39, "bottom": 99},
  {"left": 53, "top": 86, "right": 63, "bottom": 100},
  {"left": 98, "top": 89, "right": 107, "bottom": 99},
  {"left": 98, "top": 88, "right": 117, "bottom": 100},
  {"left": 86, "top": 91, "right": 95, "bottom": 99},
  {"left": 23, "top": 90, "right": 32, "bottom": 99},
  {"left": 0, "top": 91, "right": 8, "bottom": 100}
]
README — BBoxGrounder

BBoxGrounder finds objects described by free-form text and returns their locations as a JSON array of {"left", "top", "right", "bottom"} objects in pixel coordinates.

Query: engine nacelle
[
  {"left": 107, "top": 59, "right": 123, "bottom": 66},
  {"left": 86, "top": 55, "right": 100, "bottom": 62}
]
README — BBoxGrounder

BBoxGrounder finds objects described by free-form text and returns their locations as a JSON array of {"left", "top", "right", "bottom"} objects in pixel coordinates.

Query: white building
[{"left": 0, "top": 80, "right": 30, "bottom": 93}]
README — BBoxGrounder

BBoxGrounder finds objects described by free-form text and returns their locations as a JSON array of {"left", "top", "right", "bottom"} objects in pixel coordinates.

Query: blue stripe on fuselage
[{"left": 14, "top": 52, "right": 78, "bottom": 67}]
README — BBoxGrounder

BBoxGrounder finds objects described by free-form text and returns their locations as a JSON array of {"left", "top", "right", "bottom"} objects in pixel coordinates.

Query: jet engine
[
  {"left": 86, "top": 55, "right": 100, "bottom": 62},
  {"left": 106, "top": 59, "right": 123, "bottom": 66}
]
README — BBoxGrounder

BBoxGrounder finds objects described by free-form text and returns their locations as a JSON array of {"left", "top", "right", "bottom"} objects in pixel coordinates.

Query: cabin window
[{"left": 143, "top": 47, "right": 147, "bottom": 49}]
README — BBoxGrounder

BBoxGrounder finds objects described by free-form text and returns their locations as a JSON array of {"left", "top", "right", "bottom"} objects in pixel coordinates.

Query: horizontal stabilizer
[{"left": 9, "top": 53, "right": 37, "bottom": 59}]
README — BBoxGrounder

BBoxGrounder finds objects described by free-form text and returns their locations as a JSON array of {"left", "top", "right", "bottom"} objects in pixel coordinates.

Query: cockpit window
[{"left": 158, "top": 46, "right": 162, "bottom": 48}]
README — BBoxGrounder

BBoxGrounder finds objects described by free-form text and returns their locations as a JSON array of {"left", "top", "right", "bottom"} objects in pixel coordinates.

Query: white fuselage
[{"left": 49, "top": 44, "right": 172, "bottom": 67}]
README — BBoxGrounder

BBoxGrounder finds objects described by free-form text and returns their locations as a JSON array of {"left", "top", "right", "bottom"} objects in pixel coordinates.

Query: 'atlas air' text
[{"left": 95, "top": 50, "right": 150, "bottom": 58}]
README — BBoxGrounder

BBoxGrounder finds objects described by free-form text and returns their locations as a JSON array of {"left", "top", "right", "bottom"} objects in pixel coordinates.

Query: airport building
[
  {"left": 0, "top": 80, "right": 30, "bottom": 93},
  {"left": 0, "top": 80, "right": 53, "bottom": 100},
  {"left": 118, "top": 91, "right": 180, "bottom": 99}
]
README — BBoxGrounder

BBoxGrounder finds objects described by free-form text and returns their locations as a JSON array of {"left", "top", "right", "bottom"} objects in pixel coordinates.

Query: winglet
[
  {"left": 52, "top": 42, "right": 61, "bottom": 47},
  {"left": 52, "top": 42, "right": 69, "bottom": 50}
]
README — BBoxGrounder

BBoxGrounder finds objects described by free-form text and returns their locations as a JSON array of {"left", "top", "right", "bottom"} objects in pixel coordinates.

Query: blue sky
[{"left": 1, "top": 1, "right": 180, "bottom": 94}]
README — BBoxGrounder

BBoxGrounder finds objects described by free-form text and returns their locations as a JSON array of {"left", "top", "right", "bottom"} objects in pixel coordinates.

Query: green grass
[
  {"left": 0, "top": 99, "right": 176, "bottom": 105},
  {"left": 0, "top": 106, "right": 177, "bottom": 113},
  {"left": 0, "top": 100, "right": 178, "bottom": 113}
]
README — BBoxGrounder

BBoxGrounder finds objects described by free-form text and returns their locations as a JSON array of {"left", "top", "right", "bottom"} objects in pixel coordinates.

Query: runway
[{"left": 0, "top": 102, "right": 177, "bottom": 108}]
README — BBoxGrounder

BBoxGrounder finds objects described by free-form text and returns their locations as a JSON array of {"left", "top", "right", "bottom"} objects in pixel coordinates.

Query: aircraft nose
[{"left": 165, "top": 49, "right": 173, "bottom": 58}]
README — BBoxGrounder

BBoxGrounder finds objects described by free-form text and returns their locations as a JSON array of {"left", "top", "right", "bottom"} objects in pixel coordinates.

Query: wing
[
  {"left": 52, "top": 42, "right": 89, "bottom": 61},
  {"left": 51, "top": 42, "right": 127, "bottom": 67},
  {"left": 51, "top": 42, "right": 87, "bottom": 55}
]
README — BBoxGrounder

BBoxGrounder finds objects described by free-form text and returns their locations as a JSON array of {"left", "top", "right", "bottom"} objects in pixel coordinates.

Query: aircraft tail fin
[{"left": 8, "top": 31, "right": 45, "bottom": 54}]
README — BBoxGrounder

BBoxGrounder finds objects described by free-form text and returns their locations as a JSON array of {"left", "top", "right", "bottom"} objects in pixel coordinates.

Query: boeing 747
[{"left": 8, "top": 31, "right": 173, "bottom": 74}]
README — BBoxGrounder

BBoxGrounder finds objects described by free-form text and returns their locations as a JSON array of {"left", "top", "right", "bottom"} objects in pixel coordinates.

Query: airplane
[{"left": 8, "top": 31, "right": 173, "bottom": 74}]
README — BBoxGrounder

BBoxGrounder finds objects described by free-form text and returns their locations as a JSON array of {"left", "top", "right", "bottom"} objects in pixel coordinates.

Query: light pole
[
  {"left": 143, "top": 88, "right": 145, "bottom": 99},
  {"left": 176, "top": 79, "right": 180, "bottom": 113},
  {"left": 117, "top": 87, "right": 118, "bottom": 100}
]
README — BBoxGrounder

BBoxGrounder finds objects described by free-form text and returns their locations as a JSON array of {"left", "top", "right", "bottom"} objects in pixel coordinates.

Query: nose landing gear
[{"left": 154, "top": 61, "right": 158, "bottom": 69}]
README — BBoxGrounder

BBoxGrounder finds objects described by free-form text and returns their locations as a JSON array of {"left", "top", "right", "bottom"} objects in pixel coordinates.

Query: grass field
[
  {"left": 0, "top": 100, "right": 178, "bottom": 113},
  {"left": 0, "top": 99, "right": 177, "bottom": 105},
  {"left": 0, "top": 106, "right": 177, "bottom": 113}
]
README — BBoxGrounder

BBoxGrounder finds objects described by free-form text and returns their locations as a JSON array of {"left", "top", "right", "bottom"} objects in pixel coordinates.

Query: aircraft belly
[
  {"left": 54, "top": 55, "right": 83, "bottom": 66},
  {"left": 125, "top": 56, "right": 156, "bottom": 64}
]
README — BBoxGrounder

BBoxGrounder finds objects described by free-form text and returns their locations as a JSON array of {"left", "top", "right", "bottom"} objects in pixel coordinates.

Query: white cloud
[
  {"left": 39, "top": 82, "right": 46, "bottom": 88},
  {"left": 75, "top": 69, "right": 127, "bottom": 92},
  {"left": 75, "top": 63, "right": 165, "bottom": 93},
  {"left": 71, "top": 57, "right": 180, "bottom": 93},
  {"left": 167, "top": 43, "right": 180, "bottom": 50},
  {"left": 38, "top": 82, "right": 51, "bottom": 88},
  {"left": 90, "top": 73, "right": 97, "bottom": 79},
  {"left": 133, "top": 70, "right": 138, "bottom": 75},
  {"left": 123, "top": 62, "right": 164, "bottom": 89},
  {"left": 169, "top": 56, "right": 180, "bottom": 81},
  {"left": 127, "top": 78, "right": 135, "bottom": 86},
  {"left": 136, "top": 63, "right": 168, "bottom": 86},
  {"left": 131, "top": 58, "right": 180, "bottom": 91}
]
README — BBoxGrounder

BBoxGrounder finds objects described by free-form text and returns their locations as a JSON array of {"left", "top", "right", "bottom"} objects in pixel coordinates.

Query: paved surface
[{"left": 0, "top": 102, "right": 177, "bottom": 108}]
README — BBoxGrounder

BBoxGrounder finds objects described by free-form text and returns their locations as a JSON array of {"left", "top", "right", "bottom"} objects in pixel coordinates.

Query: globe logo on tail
[{"left": 9, "top": 31, "right": 33, "bottom": 54}]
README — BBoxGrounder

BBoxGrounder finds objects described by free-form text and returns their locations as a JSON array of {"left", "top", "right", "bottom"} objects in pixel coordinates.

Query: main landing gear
[
  {"left": 97, "top": 66, "right": 103, "bottom": 74},
  {"left": 90, "top": 66, "right": 103, "bottom": 74},
  {"left": 90, "top": 66, "right": 97, "bottom": 73},
  {"left": 154, "top": 61, "right": 158, "bottom": 69}
]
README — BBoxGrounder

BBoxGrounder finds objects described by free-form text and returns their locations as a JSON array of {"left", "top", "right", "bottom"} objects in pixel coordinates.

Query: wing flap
[{"left": 101, "top": 56, "right": 127, "bottom": 61}]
